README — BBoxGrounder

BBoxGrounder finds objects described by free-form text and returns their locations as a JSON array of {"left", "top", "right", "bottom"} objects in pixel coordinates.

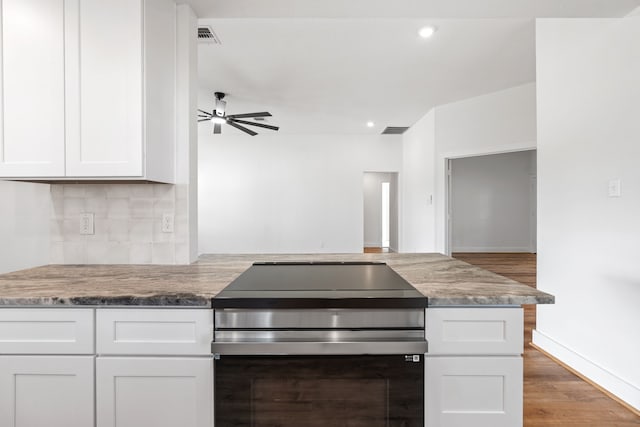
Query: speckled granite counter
[{"left": 0, "top": 253, "right": 554, "bottom": 307}]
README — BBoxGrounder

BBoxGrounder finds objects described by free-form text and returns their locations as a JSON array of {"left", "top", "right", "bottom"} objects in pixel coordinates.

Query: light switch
[{"left": 608, "top": 179, "right": 621, "bottom": 197}]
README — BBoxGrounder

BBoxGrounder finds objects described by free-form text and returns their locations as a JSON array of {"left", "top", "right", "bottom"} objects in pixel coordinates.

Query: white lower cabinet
[
  {"left": 96, "top": 357, "right": 214, "bottom": 427},
  {"left": 426, "top": 356, "right": 522, "bottom": 427},
  {"left": 425, "top": 307, "right": 524, "bottom": 427},
  {"left": 0, "top": 355, "right": 95, "bottom": 427}
]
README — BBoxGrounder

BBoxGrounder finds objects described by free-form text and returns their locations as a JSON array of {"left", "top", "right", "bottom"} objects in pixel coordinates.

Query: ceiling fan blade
[
  {"left": 198, "top": 109, "right": 213, "bottom": 116},
  {"left": 214, "top": 123, "right": 222, "bottom": 134},
  {"left": 198, "top": 118, "right": 212, "bottom": 122},
  {"left": 198, "top": 114, "right": 211, "bottom": 117},
  {"left": 231, "top": 118, "right": 279, "bottom": 131},
  {"left": 226, "top": 120, "right": 257, "bottom": 136},
  {"left": 226, "top": 112, "right": 272, "bottom": 119}
]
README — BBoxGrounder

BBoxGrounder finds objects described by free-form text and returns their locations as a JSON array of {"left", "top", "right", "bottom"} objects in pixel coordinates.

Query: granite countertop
[{"left": 0, "top": 253, "right": 554, "bottom": 307}]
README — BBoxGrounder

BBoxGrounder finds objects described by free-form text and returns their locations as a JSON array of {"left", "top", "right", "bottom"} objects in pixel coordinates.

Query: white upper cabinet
[
  {"left": 0, "top": 0, "right": 175, "bottom": 182},
  {"left": 0, "top": 0, "right": 66, "bottom": 177}
]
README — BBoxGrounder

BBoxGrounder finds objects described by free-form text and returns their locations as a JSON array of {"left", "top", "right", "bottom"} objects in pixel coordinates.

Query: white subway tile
[
  {"left": 153, "top": 199, "right": 175, "bottom": 216},
  {"left": 63, "top": 242, "right": 87, "bottom": 264},
  {"left": 108, "top": 219, "right": 129, "bottom": 242},
  {"left": 63, "top": 185, "right": 86, "bottom": 198},
  {"left": 152, "top": 243, "right": 175, "bottom": 264},
  {"left": 85, "top": 197, "right": 108, "bottom": 217},
  {"left": 174, "top": 243, "right": 191, "bottom": 265},
  {"left": 106, "top": 185, "right": 130, "bottom": 198},
  {"left": 85, "top": 185, "right": 106, "bottom": 198},
  {"left": 107, "top": 198, "right": 130, "bottom": 218},
  {"left": 50, "top": 184, "right": 64, "bottom": 198},
  {"left": 130, "top": 184, "right": 155, "bottom": 198},
  {"left": 51, "top": 197, "right": 64, "bottom": 220},
  {"left": 63, "top": 198, "right": 84, "bottom": 218},
  {"left": 50, "top": 242, "right": 64, "bottom": 264},
  {"left": 87, "top": 242, "right": 130, "bottom": 264},
  {"left": 130, "top": 198, "right": 154, "bottom": 219},
  {"left": 129, "top": 219, "right": 153, "bottom": 243},
  {"left": 129, "top": 243, "right": 152, "bottom": 264},
  {"left": 50, "top": 219, "right": 64, "bottom": 242},
  {"left": 154, "top": 184, "right": 175, "bottom": 200}
]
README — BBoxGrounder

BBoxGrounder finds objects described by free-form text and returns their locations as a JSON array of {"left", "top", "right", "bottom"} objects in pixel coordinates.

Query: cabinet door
[
  {"left": 0, "top": 0, "right": 65, "bottom": 177},
  {"left": 65, "top": 0, "right": 143, "bottom": 177},
  {"left": 0, "top": 356, "right": 94, "bottom": 427},
  {"left": 96, "top": 357, "right": 213, "bottom": 427},
  {"left": 426, "top": 356, "right": 522, "bottom": 427}
]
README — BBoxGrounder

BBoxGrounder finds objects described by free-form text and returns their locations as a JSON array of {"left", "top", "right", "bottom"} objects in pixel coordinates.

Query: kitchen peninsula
[
  {"left": 0, "top": 253, "right": 552, "bottom": 306},
  {"left": 0, "top": 253, "right": 553, "bottom": 427}
]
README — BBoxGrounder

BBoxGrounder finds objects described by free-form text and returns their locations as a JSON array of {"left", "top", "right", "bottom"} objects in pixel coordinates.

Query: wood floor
[
  {"left": 453, "top": 253, "right": 640, "bottom": 426},
  {"left": 363, "top": 247, "right": 390, "bottom": 253}
]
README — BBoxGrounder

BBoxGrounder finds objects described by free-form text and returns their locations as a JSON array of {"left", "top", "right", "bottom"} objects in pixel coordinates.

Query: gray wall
[{"left": 451, "top": 150, "right": 536, "bottom": 252}]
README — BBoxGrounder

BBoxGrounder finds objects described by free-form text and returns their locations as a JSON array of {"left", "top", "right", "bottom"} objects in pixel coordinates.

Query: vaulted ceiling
[{"left": 187, "top": 0, "right": 640, "bottom": 134}]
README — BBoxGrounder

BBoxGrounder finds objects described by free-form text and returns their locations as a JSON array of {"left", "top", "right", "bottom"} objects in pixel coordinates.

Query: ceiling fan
[{"left": 198, "top": 92, "right": 279, "bottom": 136}]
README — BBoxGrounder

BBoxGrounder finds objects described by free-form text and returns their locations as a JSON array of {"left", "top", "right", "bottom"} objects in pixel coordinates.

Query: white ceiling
[{"left": 191, "top": 1, "right": 640, "bottom": 135}]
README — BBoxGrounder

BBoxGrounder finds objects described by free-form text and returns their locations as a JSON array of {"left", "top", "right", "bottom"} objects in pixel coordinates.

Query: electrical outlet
[
  {"left": 162, "top": 213, "right": 174, "bottom": 233},
  {"left": 608, "top": 179, "right": 621, "bottom": 197},
  {"left": 80, "top": 213, "right": 94, "bottom": 235}
]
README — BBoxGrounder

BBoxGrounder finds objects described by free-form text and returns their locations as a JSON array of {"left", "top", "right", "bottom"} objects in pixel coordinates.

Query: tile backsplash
[{"left": 50, "top": 183, "right": 190, "bottom": 264}]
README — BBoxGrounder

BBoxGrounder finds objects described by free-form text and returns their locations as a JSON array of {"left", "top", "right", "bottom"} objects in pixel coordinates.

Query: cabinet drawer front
[
  {"left": 97, "top": 309, "right": 213, "bottom": 355},
  {"left": 426, "top": 356, "right": 522, "bottom": 427},
  {"left": 0, "top": 309, "right": 94, "bottom": 354},
  {"left": 426, "top": 308, "right": 523, "bottom": 355}
]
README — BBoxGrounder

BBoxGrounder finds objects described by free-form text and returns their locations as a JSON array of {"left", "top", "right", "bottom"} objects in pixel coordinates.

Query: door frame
[{"left": 442, "top": 146, "right": 536, "bottom": 256}]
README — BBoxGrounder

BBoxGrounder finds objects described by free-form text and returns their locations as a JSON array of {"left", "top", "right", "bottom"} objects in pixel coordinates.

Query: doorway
[
  {"left": 363, "top": 172, "right": 398, "bottom": 253},
  {"left": 446, "top": 150, "right": 536, "bottom": 254}
]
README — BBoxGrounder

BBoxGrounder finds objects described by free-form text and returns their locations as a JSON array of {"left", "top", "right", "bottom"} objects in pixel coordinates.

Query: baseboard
[
  {"left": 451, "top": 246, "right": 532, "bottom": 253},
  {"left": 532, "top": 330, "right": 640, "bottom": 414},
  {"left": 363, "top": 242, "right": 380, "bottom": 248}
]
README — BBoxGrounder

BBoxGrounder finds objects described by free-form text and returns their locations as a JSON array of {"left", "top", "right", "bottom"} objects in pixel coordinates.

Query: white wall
[
  {"left": 534, "top": 16, "right": 640, "bottom": 410},
  {"left": 401, "top": 83, "right": 537, "bottom": 253},
  {"left": 435, "top": 82, "right": 537, "bottom": 253},
  {"left": 0, "top": 181, "right": 50, "bottom": 273},
  {"left": 401, "top": 110, "right": 436, "bottom": 252},
  {"left": 451, "top": 150, "right": 535, "bottom": 252},
  {"left": 198, "top": 132, "right": 402, "bottom": 253}
]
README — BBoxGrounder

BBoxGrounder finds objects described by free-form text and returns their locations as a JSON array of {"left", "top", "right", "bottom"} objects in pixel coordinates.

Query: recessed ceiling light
[
  {"left": 366, "top": 121, "right": 375, "bottom": 128},
  {"left": 418, "top": 26, "right": 437, "bottom": 39}
]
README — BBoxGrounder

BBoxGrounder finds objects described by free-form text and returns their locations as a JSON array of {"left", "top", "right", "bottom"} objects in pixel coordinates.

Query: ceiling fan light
[{"left": 211, "top": 116, "right": 226, "bottom": 124}]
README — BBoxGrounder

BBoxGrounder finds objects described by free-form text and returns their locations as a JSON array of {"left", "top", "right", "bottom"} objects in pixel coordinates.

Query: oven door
[{"left": 214, "top": 354, "right": 424, "bottom": 427}]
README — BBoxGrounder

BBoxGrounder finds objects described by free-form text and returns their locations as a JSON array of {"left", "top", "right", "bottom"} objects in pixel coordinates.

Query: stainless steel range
[{"left": 212, "top": 261, "right": 428, "bottom": 427}]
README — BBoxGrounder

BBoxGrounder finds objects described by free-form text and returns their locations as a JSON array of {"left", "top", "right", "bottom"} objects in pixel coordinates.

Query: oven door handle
[{"left": 211, "top": 340, "right": 428, "bottom": 356}]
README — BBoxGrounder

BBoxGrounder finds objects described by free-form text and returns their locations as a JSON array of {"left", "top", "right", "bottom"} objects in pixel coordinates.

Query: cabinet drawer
[
  {"left": 426, "top": 308, "right": 523, "bottom": 355},
  {"left": 97, "top": 309, "right": 213, "bottom": 355},
  {"left": 0, "top": 309, "right": 94, "bottom": 354},
  {"left": 426, "top": 356, "right": 522, "bottom": 427}
]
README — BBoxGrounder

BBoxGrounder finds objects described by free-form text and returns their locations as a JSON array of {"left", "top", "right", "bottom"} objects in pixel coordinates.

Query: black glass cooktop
[{"left": 212, "top": 262, "right": 427, "bottom": 309}]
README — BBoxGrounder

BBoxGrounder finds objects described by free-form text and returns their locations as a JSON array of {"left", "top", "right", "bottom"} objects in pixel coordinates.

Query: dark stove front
[
  {"left": 215, "top": 354, "right": 423, "bottom": 427},
  {"left": 212, "top": 307, "right": 427, "bottom": 427}
]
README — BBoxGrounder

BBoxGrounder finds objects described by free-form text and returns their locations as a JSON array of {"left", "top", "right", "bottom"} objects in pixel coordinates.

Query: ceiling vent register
[
  {"left": 381, "top": 127, "right": 409, "bottom": 135},
  {"left": 198, "top": 26, "right": 221, "bottom": 44}
]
